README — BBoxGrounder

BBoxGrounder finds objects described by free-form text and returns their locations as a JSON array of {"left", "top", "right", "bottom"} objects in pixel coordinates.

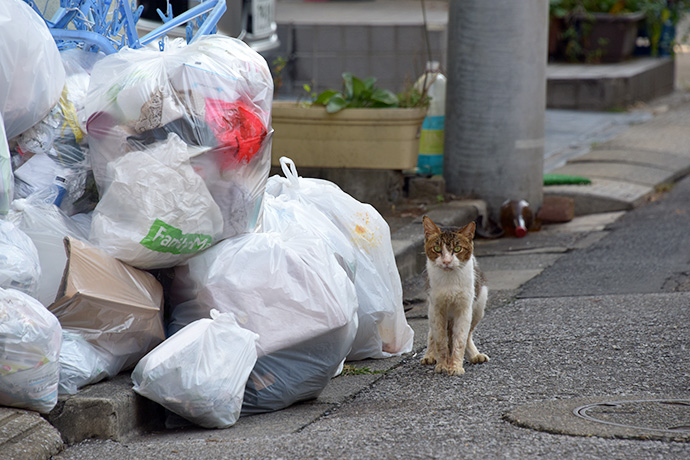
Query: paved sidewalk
[{"left": 4, "top": 89, "right": 690, "bottom": 459}]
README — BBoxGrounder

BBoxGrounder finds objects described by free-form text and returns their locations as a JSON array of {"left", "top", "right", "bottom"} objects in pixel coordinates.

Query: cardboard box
[{"left": 49, "top": 237, "right": 166, "bottom": 371}]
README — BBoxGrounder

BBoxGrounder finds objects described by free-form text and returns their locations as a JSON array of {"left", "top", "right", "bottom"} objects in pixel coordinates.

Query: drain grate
[
  {"left": 574, "top": 399, "right": 690, "bottom": 434},
  {"left": 505, "top": 396, "right": 690, "bottom": 442}
]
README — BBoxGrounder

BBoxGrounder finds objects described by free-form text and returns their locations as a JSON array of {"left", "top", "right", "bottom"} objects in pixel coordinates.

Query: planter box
[
  {"left": 270, "top": 101, "right": 427, "bottom": 170},
  {"left": 574, "top": 11, "right": 645, "bottom": 62}
]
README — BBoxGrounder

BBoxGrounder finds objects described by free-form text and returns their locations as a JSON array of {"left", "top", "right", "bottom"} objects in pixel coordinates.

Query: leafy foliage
[
  {"left": 550, "top": 0, "right": 688, "bottom": 61},
  {"left": 306, "top": 73, "right": 429, "bottom": 114}
]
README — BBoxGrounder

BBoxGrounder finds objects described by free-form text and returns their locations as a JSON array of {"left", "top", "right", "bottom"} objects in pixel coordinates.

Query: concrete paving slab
[
  {"left": 544, "top": 178, "right": 652, "bottom": 215},
  {"left": 484, "top": 269, "right": 546, "bottom": 291},
  {"left": 478, "top": 253, "right": 564, "bottom": 272},
  {"left": 538, "top": 211, "right": 625, "bottom": 234},
  {"left": 544, "top": 110, "right": 653, "bottom": 172},
  {"left": 475, "top": 227, "right": 604, "bottom": 257},
  {"left": 0, "top": 407, "right": 63, "bottom": 460},
  {"left": 605, "top": 106, "right": 690, "bottom": 156},
  {"left": 158, "top": 403, "right": 331, "bottom": 441},
  {"left": 550, "top": 161, "right": 677, "bottom": 186},
  {"left": 570, "top": 149, "right": 690, "bottom": 173}
]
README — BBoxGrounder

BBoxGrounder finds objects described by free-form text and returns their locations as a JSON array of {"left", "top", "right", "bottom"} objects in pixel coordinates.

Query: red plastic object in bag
[{"left": 204, "top": 98, "right": 267, "bottom": 168}]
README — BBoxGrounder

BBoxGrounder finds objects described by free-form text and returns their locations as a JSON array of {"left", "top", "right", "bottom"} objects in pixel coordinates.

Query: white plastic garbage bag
[
  {"left": 266, "top": 157, "right": 414, "bottom": 361},
  {"left": 57, "top": 331, "right": 110, "bottom": 395},
  {"left": 169, "top": 228, "right": 358, "bottom": 413},
  {"left": 7, "top": 198, "right": 90, "bottom": 306},
  {"left": 13, "top": 48, "right": 103, "bottom": 215},
  {"left": 89, "top": 134, "right": 224, "bottom": 269},
  {"left": 0, "top": 0, "right": 66, "bottom": 140},
  {"left": 0, "top": 219, "right": 41, "bottom": 297},
  {"left": 132, "top": 310, "right": 259, "bottom": 429},
  {"left": 85, "top": 35, "right": 273, "bottom": 256},
  {"left": 0, "top": 287, "right": 62, "bottom": 414},
  {"left": 262, "top": 193, "right": 357, "bottom": 282},
  {"left": 0, "top": 112, "right": 12, "bottom": 215}
]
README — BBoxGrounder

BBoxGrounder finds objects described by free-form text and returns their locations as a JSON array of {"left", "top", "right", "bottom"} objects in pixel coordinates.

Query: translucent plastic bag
[
  {"left": 169, "top": 228, "right": 358, "bottom": 413},
  {"left": 7, "top": 198, "right": 90, "bottom": 306},
  {"left": 89, "top": 134, "right": 224, "bottom": 269},
  {"left": 132, "top": 310, "right": 258, "bottom": 429},
  {"left": 58, "top": 331, "right": 110, "bottom": 395},
  {"left": 0, "top": 112, "right": 11, "bottom": 215},
  {"left": 266, "top": 157, "right": 414, "bottom": 361},
  {"left": 0, "top": 0, "right": 66, "bottom": 140},
  {"left": 262, "top": 193, "right": 357, "bottom": 282},
  {"left": 0, "top": 219, "right": 41, "bottom": 297},
  {"left": 85, "top": 35, "right": 273, "bottom": 260},
  {"left": 13, "top": 49, "right": 103, "bottom": 215},
  {"left": 0, "top": 287, "right": 62, "bottom": 413}
]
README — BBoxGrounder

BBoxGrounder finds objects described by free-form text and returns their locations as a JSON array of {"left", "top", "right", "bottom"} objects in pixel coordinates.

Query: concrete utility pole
[{"left": 444, "top": 0, "right": 548, "bottom": 223}]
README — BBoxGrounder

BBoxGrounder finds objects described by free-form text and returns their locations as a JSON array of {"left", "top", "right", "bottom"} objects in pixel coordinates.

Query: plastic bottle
[
  {"left": 500, "top": 199, "right": 533, "bottom": 238},
  {"left": 52, "top": 176, "right": 67, "bottom": 207},
  {"left": 415, "top": 61, "right": 446, "bottom": 176}
]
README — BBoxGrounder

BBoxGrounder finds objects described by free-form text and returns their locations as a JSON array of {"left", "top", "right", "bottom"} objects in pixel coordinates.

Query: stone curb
[{"left": 0, "top": 407, "right": 63, "bottom": 460}]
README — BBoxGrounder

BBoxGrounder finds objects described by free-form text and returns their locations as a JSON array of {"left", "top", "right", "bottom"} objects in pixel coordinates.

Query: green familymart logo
[{"left": 140, "top": 219, "right": 214, "bottom": 254}]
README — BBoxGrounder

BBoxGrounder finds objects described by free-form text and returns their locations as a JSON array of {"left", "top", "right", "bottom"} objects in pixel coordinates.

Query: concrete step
[{"left": 547, "top": 58, "right": 676, "bottom": 110}]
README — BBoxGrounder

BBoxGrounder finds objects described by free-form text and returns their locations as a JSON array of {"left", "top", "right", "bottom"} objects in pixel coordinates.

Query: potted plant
[
  {"left": 549, "top": 0, "right": 646, "bottom": 62},
  {"left": 270, "top": 73, "right": 429, "bottom": 170},
  {"left": 632, "top": 0, "right": 688, "bottom": 57}
]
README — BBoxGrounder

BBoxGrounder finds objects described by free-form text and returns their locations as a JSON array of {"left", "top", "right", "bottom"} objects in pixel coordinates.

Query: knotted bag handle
[{"left": 279, "top": 157, "right": 300, "bottom": 187}]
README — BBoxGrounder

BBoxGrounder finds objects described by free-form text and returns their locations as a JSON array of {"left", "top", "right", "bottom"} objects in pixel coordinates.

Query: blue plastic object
[{"left": 23, "top": 0, "right": 226, "bottom": 54}]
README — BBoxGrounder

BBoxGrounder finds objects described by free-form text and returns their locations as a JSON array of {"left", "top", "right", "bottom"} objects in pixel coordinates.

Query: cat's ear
[
  {"left": 459, "top": 221, "right": 476, "bottom": 239},
  {"left": 422, "top": 216, "right": 440, "bottom": 239}
]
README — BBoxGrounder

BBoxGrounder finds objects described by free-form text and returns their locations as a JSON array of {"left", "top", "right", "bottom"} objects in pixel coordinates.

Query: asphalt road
[
  {"left": 54, "top": 177, "right": 690, "bottom": 459},
  {"left": 520, "top": 174, "right": 690, "bottom": 297}
]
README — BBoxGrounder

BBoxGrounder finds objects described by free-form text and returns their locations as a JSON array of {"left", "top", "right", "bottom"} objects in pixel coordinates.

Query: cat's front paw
[
  {"left": 435, "top": 363, "right": 465, "bottom": 376},
  {"left": 471, "top": 353, "right": 490, "bottom": 364},
  {"left": 420, "top": 354, "right": 437, "bottom": 366},
  {"left": 447, "top": 363, "right": 465, "bottom": 376}
]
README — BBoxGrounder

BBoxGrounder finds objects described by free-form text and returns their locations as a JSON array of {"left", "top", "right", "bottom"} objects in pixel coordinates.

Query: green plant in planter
[
  {"left": 550, "top": 0, "right": 688, "bottom": 60},
  {"left": 304, "top": 73, "right": 429, "bottom": 114},
  {"left": 628, "top": 0, "right": 689, "bottom": 56},
  {"left": 550, "top": 0, "right": 643, "bottom": 62}
]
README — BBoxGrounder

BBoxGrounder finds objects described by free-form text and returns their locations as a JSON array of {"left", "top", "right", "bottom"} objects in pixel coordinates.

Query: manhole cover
[
  {"left": 505, "top": 396, "right": 690, "bottom": 442},
  {"left": 574, "top": 399, "right": 690, "bottom": 434}
]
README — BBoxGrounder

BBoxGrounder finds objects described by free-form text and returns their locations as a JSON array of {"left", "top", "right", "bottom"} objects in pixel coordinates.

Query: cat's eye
[
  {"left": 454, "top": 246, "right": 463, "bottom": 253},
  {"left": 433, "top": 245, "right": 441, "bottom": 252}
]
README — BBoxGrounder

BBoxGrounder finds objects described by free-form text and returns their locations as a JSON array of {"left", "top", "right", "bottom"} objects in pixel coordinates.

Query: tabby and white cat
[{"left": 421, "top": 216, "right": 489, "bottom": 376}]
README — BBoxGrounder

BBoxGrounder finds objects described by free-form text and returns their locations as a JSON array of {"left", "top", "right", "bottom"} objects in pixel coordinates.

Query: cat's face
[{"left": 423, "top": 216, "right": 475, "bottom": 271}]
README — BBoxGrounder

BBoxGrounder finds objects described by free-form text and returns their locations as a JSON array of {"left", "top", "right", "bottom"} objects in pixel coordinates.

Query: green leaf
[
  {"left": 326, "top": 94, "right": 348, "bottom": 113},
  {"left": 363, "top": 76, "right": 377, "bottom": 92},
  {"left": 342, "top": 72, "right": 354, "bottom": 99},
  {"left": 351, "top": 75, "right": 366, "bottom": 100},
  {"left": 371, "top": 88, "right": 399, "bottom": 107},
  {"left": 313, "top": 89, "right": 340, "bottom": 105}
]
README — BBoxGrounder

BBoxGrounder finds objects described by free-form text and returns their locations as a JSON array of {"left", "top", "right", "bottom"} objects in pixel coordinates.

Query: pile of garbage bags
[{"left": 0, "top": 0, "right": 413, "bottom": 428}]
